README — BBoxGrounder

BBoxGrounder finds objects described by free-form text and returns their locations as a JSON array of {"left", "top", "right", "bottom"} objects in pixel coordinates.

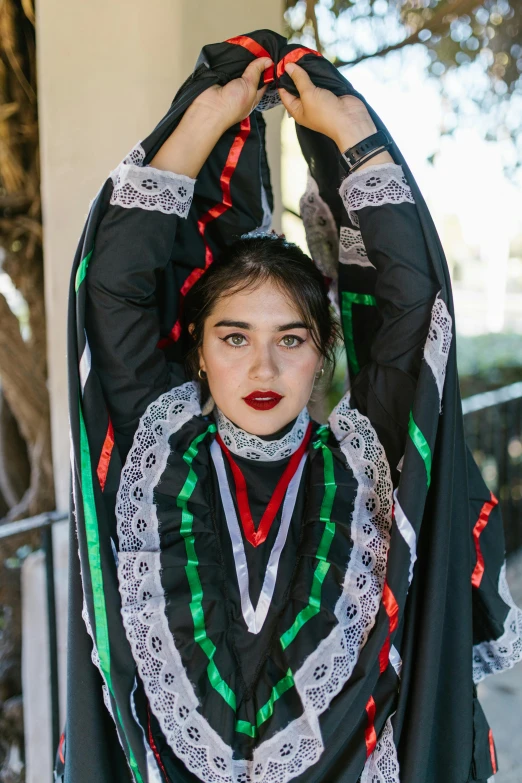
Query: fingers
[
  {"left": 283, "top": 62, "right": 313, "bottom": 94},
  {"left": 277, "top": 86, "right": 301, "bottom": 119},
  {"left": 241, "top": 57, "right": 273, "bottom": 89}
]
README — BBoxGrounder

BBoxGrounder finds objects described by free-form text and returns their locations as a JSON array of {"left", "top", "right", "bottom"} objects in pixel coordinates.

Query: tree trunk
[{"left": 0, "top": 2, "right": 54, "bottom": 780}]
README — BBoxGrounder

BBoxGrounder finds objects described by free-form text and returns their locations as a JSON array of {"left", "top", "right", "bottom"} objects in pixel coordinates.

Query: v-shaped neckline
[
  {"left": 214, "top": 423, "right": 312, "bottom": 547},
  {"left": 209, "top": 437, "right": 309, "bottom": 635}
]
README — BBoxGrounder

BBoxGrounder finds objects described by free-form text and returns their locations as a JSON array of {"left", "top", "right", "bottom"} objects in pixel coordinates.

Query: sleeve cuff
[
  {"left": 338, "top": 162, "right": 415, "bottom": 228},
  {"left": 109, "top": 142, "right": 196, "bottom": 217}
]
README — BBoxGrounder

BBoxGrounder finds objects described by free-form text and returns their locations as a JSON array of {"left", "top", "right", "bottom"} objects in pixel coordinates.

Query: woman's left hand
[{"left": 278, "top": 62, "right": 377, "bottom": 153}]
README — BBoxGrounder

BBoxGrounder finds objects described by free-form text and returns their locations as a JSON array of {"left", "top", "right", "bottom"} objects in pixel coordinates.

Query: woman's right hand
[
  {"left": 150, "top": 57, "right": 273, "bottom": 178},
  {"left": 190, "top": 57, "right": 273, "bottom": 133}
]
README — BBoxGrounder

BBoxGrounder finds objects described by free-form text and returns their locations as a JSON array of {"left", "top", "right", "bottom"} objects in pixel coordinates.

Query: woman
[{"left": 60, "top": 29, "right": 522, "bottom": 783}]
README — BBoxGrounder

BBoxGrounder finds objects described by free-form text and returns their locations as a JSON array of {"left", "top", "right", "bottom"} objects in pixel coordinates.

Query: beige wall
[{"left": 36, "top": 1, "right": 284, "bottom": 509}]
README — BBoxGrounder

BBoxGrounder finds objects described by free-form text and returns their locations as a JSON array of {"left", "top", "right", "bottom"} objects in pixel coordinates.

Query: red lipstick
[{"left": 243, "top": 390, "right": 283, "bottom": 411}]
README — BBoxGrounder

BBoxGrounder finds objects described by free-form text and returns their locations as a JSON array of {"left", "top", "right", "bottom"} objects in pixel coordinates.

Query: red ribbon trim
[
  {"left": 58, "top": 731, "right": 65, "bottom": 764},
  {"left": 225, "top": 35, "right": 275, "bottom": 82},
  {"left": 96, "top": 418, "right": 114, "bottom": 492},
  {"left": 378, "top": 580, "right": 399, "bottom": 673},
  {"left": 147, "top": 703, "right": 171, "bottom": 782},
  {"left": 276, "top": 46, "right": 321, "bottom": 78},
  {"left": 378, "top": 633, "right": 391, "bottom": 674},
  {"left": 216, "top": 420, "right": 312, "bottom": 548},
  {"left": 365, "top": 695, "right": 377, "bottom": 757},
  {"left": 471, "top": 491, "right": 498, "bottom": 588},
  {"left": 488, "top": 728, "right": 498, "bottom": 774},
  {"left": 167, "top": 118, "right": 251, "bottom": 344}
]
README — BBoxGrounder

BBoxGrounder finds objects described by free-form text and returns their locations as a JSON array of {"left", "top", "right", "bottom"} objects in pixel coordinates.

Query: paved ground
[{"left": 477, "top": 549, "right": 522, "bottom": 783}]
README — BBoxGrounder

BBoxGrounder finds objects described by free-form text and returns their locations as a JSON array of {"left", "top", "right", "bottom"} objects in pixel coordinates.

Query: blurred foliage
[
  {"left": 326, "top": 331, "right": 522, "bottom": 409},
  {"left": 284, "top": 0, "right": 522, "bottom": 178}
]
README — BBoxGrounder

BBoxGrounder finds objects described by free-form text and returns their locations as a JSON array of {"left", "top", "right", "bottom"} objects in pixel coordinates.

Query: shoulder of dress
[
  {"left": 116, "top": 381, "right": 208, "bottom": 550},
  {"left": 140, "top": 380, "right": 202, "bottom": 427},
  {"left": 128, "top": 381, "right": 205, "bottom": 462},
  {"left": 326, "top": 393, "right": 394, "bottom": 501}
]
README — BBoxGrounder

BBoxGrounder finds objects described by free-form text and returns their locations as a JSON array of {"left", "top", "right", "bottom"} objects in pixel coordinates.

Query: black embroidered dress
[{"left": 59, "top": 29, "right": 522, "bottom": 783}]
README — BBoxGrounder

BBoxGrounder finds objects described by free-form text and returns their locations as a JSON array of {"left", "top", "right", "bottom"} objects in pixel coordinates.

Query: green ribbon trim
[
  {"left": 75, "top": 249, "right": 93, "bottom": 292},
  {"left": 235, "top": 720, "right": 257, "bottom": 737},
  {"left": 256, "top": 669, "right": 295, "bottom": 726},
  {"left": 78, "top": 399, "right": 143, "bottom": 782},
  {"left": 178, "top": 424, "right": 237, "bottom": 712},
  {"left": 234, "top": 669, "right": 295, "bottom": 737},
  {"left": 279, "top": 435, "right": 337, "bottom": 651},
  {"left": 341, "top": 291, "right": 377, "bottom": 376},
  {"left": 408, "top": 410, "right": 432, "bottom": 488}
]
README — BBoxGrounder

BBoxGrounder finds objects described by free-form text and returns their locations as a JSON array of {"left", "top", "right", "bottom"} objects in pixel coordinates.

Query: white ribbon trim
[
  {"left": 393, "top": 488, "right": 417, "bottom": 586},
  {"left": 210, "top": 438, "right": 307, "bottom": 635}
]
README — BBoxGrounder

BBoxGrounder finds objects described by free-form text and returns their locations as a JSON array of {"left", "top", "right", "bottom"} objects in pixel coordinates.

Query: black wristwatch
[{"left": 339, "top": 130, "right": 393, "bottom": 175}]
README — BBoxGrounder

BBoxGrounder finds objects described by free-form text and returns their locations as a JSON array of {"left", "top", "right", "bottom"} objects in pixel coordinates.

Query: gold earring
[
  {"left": 198, "top": 368, "right": 207, "bottom": 380},
  {"left": 315, "top": 367, "right": 324, "bottom": 380}
]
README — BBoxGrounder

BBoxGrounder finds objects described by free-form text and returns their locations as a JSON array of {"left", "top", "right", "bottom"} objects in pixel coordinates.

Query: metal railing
[
  {"left": 462, "top": 381, "right": 522, "bottom": 555},
  {"left": 0, "top": 381, "right": 521, "bottom": 770},
  {"left": 0, "top": 510, "right": 67, "bottom": 764}
]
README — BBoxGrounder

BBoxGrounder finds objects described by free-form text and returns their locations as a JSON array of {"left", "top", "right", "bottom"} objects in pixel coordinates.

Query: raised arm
[
  {"left": 85, "top": 56, "right": 272, "bottom": 461},
  {"left": 279, "top": 64, "right": 440, "bottom": 478},
  {"left": 337, "top": 164, "right": 440, "bottom": 478}
]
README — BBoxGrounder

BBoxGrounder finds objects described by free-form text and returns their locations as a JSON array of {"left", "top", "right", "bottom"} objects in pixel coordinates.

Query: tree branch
[
  {"left": 332, "top": 0, "right": 482, "bottom": 68},
  {"left": 0, "top": 293, "right": 48, "bottom": 442}
]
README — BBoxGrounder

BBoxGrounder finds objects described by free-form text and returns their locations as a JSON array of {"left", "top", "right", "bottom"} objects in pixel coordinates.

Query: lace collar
[{"left": 213, "top": 406, "right": 310, "bottom": 462}]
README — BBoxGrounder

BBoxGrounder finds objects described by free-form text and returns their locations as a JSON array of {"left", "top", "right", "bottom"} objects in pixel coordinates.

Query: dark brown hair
[{"left": 182, "top": 234, "right": 343, "bottom": 391}]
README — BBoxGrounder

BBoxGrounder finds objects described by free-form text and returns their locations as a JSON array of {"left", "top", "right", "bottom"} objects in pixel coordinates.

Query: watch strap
[{"left": 340, "top": 130, "right": 392, "bottom": 174}]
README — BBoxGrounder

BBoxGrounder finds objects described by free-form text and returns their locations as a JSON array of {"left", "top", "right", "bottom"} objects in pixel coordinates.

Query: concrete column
[
  {"left": 36, "top": 1, "right": 284, "bottom": 511},
  {"left": 21, "top": 520, "right": 69, "bottom": 783}
]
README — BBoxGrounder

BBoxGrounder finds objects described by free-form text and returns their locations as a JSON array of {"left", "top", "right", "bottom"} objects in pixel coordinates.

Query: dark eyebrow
[
  {"left": 276, "top": 321, "right": 308, "bottom": 332},
  {"left": 213, "top": 319, "right": 309, "bottom": 331},
  {"left": 213, "top": 319, "right": 251, "bottom": 329}
]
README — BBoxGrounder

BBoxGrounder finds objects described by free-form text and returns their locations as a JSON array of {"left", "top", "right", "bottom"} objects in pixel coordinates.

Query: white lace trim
[
  {"left": 339, "top": 225, "right": 374, "bottom": 269},
  {"left": 108, "top": 140, "right": 195, "bottom": 216},
  {"left": 116, "top": 381, "right": 202, "bottom": 553},
  {"left": 472, "top": 561, "right": 522, "bottom": 684},
  {"left": 360, "top": 714, "right": 400, "bottom": 783},
  {"left": 423, "top": 292, "right": 452, "bottom": 413},
  {"left": 122, "top": 141, "right": 146, "bottom": 167},
  {"left": 299, "top": 171, "right": 340, "bottom": 316},
  {"left": 339, "top": 162, "right": 415, "bottom": 229},
  {"left": 213, "top": 405, "right": 310, "bottom": 462},
  {"left": 115, "top": 383, "right": 393, "bottom": 782},
  {"left": 109, "top": 162, "right": 195, "bottom": 216},
  {"left": 255, "top": 86, "right": 282, "bottom": 112}
]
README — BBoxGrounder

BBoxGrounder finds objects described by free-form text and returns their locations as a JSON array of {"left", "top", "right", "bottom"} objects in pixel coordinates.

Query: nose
[{"left": 248, "top": 342, "right": 279, "bottom": 382}]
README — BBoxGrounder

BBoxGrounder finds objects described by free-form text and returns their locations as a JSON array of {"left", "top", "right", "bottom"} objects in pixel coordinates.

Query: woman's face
[{"left": 196, "top": 280, "right": 324, "bottom": 435}]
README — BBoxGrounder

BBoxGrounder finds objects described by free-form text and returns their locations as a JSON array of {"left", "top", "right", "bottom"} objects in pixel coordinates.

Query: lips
[{"left": 243, "top": 390, "right": 283, "bottom": 411}]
